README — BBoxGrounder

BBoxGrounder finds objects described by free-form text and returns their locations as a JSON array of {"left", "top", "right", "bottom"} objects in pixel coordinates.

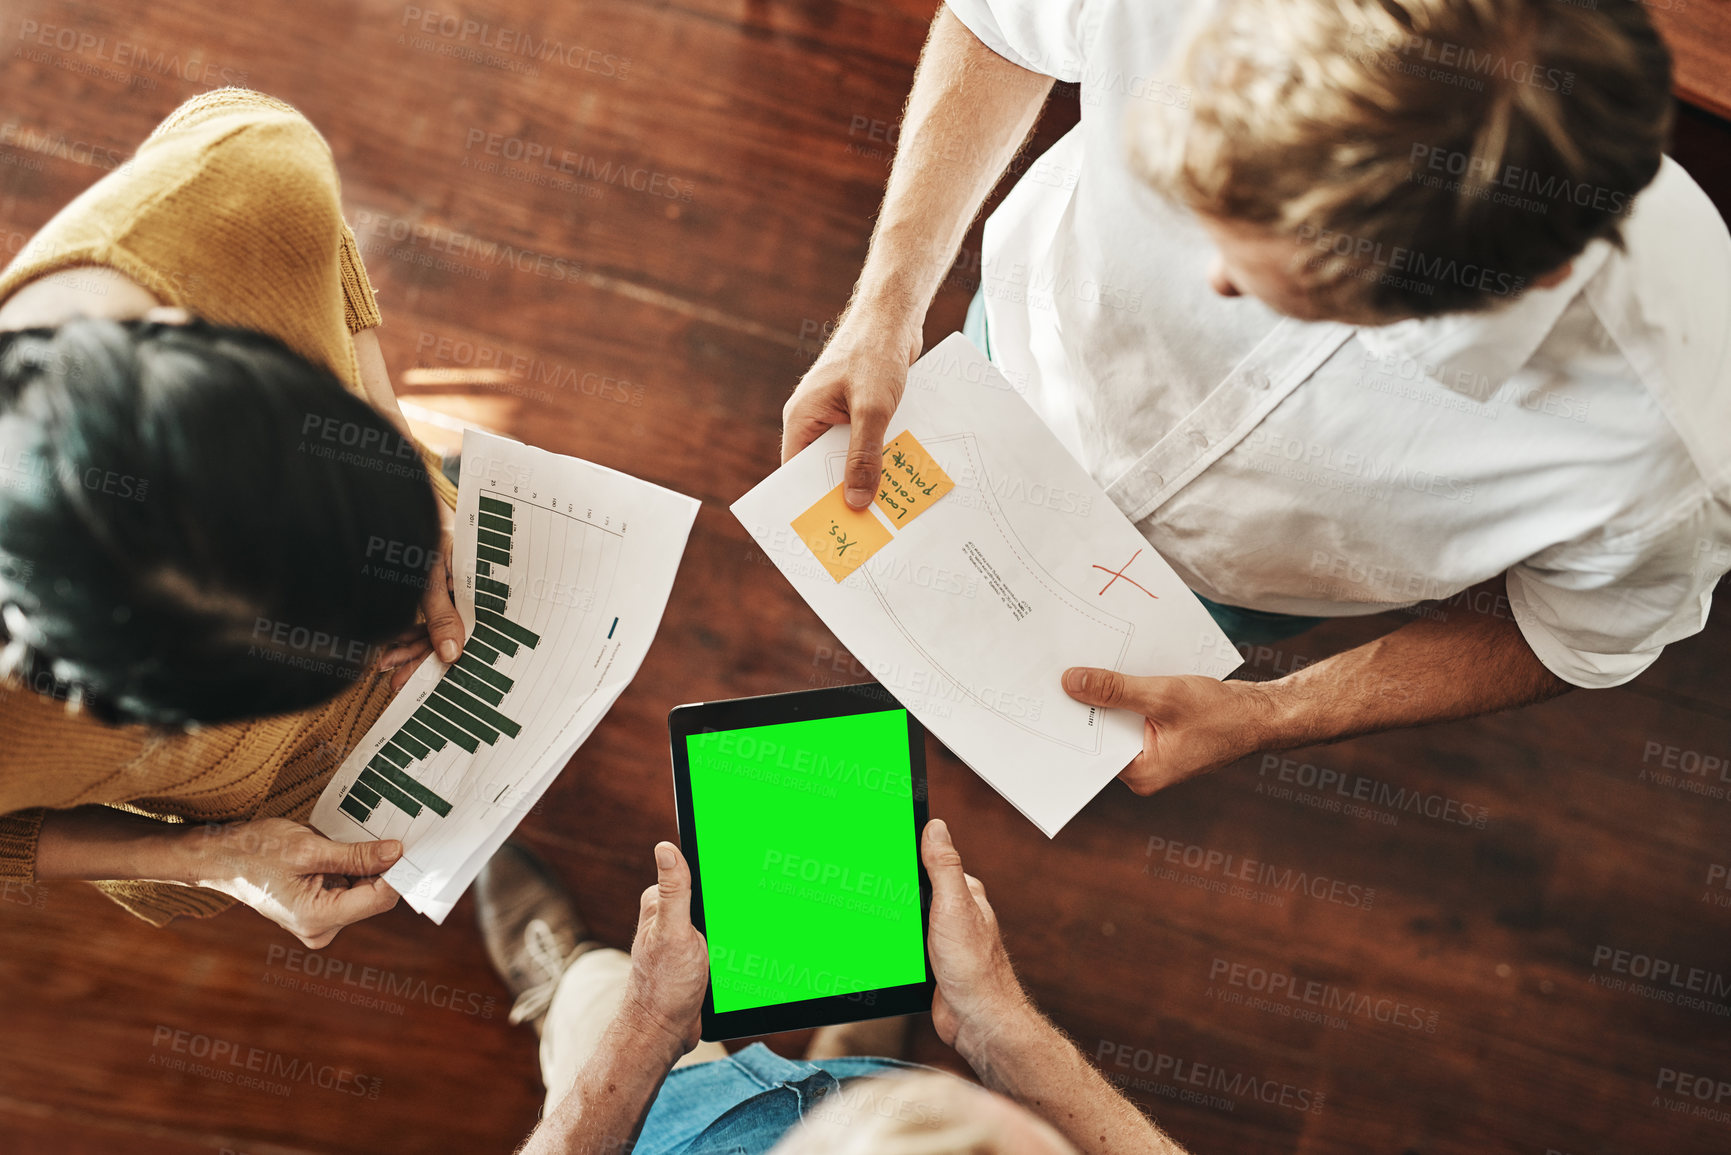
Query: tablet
[{"left": 668, "top": 683, "right": 934, "bottom": 1041}]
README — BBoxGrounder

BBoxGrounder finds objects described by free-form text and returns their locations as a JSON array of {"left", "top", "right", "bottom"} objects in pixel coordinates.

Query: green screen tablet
[{"left": 669, "top": 684, "right": 933, "bottom": 1040}]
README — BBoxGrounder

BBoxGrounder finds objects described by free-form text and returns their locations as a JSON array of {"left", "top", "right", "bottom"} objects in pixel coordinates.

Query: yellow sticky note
[
  {"left": 792, "top": 483, "right": 895, "bottom": 582},
  {"left": 875, "top": 430, "right": 955, "bottom": 528}
]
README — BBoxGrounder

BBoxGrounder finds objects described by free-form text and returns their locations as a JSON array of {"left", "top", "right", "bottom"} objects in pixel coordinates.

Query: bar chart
[
  {"left": 335, "top": 495, "right": 541, "bottom": 827},
  {"left": 311, "top": 430, "right": 701, "bottom": 921}
]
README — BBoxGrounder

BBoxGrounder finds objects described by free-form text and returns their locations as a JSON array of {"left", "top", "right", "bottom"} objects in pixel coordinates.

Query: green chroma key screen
[{"left": 685, "top": 709, "right": 927, "bottom": 1012}]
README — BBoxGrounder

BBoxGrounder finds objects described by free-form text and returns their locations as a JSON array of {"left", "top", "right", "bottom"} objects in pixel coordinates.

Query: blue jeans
[
  {"left": 964, "top": 286, "right": 1321, "bottom": 647},
  {"left": 635, "top": 1043, "right": 925, "bottom": 1154}
]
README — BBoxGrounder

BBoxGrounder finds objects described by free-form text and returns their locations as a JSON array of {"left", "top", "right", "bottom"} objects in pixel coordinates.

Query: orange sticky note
[
  {"left": 791, "top": 483, "right": 895, "bottom": 582},
  {"left": 875, "top": 430, "right": 955, "bottom": 528}
]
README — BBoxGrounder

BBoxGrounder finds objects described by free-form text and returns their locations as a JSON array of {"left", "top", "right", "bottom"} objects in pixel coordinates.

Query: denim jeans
[
  {"left": 635, "top": 1043, "right": 923, "bottom": 1154},
  {"left": 539, "top": 949, "right": 924, "bottom": 1154}
]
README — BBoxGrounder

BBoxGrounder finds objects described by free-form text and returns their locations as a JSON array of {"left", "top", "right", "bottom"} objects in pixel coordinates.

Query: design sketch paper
[{"left": 732, "top": 334, "right": 1240, "bottom": 836}]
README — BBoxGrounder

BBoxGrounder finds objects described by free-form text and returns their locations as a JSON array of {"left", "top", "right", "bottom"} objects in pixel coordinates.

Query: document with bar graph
[{"left": 311, "top": 429, "right": 700, "bottom": 922}]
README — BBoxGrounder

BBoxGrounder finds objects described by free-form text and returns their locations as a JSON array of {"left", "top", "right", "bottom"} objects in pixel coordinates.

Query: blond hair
[
  {"left": 767, "top": 1072, "right": 1077, "bottom": 1155},
  {"left": 1135, "top": 0, "right": 1672, "bottom": 319}
]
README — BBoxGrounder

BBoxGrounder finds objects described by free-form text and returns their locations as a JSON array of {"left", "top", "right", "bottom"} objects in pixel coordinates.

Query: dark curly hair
[{"left": 0, "top": 317, "right": 440, "bottom": 726}]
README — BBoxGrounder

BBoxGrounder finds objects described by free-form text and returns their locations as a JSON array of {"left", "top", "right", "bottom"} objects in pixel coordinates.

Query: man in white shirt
[{"left": 782, "top": 0, "right": 1731, "bottom": 797}]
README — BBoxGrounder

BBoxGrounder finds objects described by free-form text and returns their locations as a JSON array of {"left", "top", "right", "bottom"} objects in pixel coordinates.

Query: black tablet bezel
[{"left": 668, "top": 682, "right": 934, "bottom": 1042}]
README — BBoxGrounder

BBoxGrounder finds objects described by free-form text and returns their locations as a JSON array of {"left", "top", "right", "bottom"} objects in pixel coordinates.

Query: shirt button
[
  {"left": 1249, "top": 371, "right": 1271, "bottom": 390},
  {"left": 1188, "top": 428, "right": 1210, "bottom": 450}
]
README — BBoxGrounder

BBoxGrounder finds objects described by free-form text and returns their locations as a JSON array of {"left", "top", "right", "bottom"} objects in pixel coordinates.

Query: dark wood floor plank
[{"left": 1651, "top": 0, "right": 1731, "bottom": 121}]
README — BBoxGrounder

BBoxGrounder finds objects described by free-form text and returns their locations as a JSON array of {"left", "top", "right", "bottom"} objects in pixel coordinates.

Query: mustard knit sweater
[{"left": 0, "top": 89, "right": 456, "bottom": 926}]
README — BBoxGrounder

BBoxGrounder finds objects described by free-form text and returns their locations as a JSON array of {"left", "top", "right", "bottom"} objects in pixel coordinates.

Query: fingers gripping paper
[
  {"left": 792, "top": 431, "right": 957, "bottom": 581},
  {"left": 791, "top": 483, "right": 895, "bottom": 582},
  {"left": 312, "top": 430, "right": 699, "bottom": 922},
  {"left": 734, "top": 335, "right": 1240, "bottom": 836}
]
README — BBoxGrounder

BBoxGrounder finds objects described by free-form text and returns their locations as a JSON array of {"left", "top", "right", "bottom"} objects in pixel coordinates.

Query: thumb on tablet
[
  {"left": 922, "top": 819, "right": 969, "bottom": 906},
  {"left": 654, "top": 841, "right": 692, "bottom": 926}
]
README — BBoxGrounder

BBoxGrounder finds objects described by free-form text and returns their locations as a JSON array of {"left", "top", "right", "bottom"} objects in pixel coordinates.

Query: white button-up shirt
[{"left": 946, "top": 0, "right": 1731, "bottom": 688}]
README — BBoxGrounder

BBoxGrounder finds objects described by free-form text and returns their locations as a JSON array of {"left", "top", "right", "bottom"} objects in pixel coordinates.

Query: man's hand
[
  {"left": 781, "top": 320, "right": 921, "bottom": 508},
  {"left": 922, "top": 818, "right": 1030, "bottom": 1058},
  {"left": 520, "top": 842, "right": 710, "bottom": 1155},
  {"left": 375, "top": 500, "right": 464, "bottom": 692},
  {"left": 1062, "top": 669, "right": 1274, "bottom": 796},
  {"left": 776, "top": 5, "right": 1052, "bottom": 509},
  {"left": 188, "top": 818, "right": 401, "bottom": 949},
  {"left": 618, "top": 842, "right": 710, "bottom": 1059}
]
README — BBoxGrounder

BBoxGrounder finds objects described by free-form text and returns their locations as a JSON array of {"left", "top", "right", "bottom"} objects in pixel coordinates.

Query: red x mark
[{"left": 1092, "top": 549, "right": 1159, "bottom": 599}]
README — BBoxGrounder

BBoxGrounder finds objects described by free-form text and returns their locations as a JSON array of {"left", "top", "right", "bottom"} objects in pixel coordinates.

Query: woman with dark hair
[{"left": 0, "top": 89, "right": 466, "bottom": 947}]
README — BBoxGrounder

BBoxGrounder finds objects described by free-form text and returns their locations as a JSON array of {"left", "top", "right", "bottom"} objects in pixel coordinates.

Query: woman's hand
[
  {"left": 375, "top": 499, "right": 464, "bottom": 691},
  {"left": 351, "top": 329, "right": 465, "bottom": 690},
  {"left": 187, "top": 817, "right": 404, "bottom": 948}
]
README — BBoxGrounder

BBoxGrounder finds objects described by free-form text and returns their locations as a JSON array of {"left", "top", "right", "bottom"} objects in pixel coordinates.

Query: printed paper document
[
  {"left": 313, "top": 430, "right": 699, "bottom": 921},
  {"left": 732, "top": 334, "right": 1240, "bottom": 835}
]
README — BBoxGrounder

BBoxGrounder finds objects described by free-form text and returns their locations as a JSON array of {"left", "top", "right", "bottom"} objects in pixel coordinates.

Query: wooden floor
[{"left": 4, "top": 2, "right": 1731, "bottom": 1152}]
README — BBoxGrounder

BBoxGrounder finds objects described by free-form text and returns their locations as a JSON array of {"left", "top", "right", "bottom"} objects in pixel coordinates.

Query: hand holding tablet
[
  {"left": 668, "top": 684, "right": 936, "bottom": 1040},
  {"left": 918, "top": 817, "right": 1030, "bottom": 1055}
]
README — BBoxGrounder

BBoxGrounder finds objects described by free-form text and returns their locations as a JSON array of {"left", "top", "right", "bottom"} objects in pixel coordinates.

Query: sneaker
[{"left": 474, "top": 841, "right": 598, "bottom": 1034}]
